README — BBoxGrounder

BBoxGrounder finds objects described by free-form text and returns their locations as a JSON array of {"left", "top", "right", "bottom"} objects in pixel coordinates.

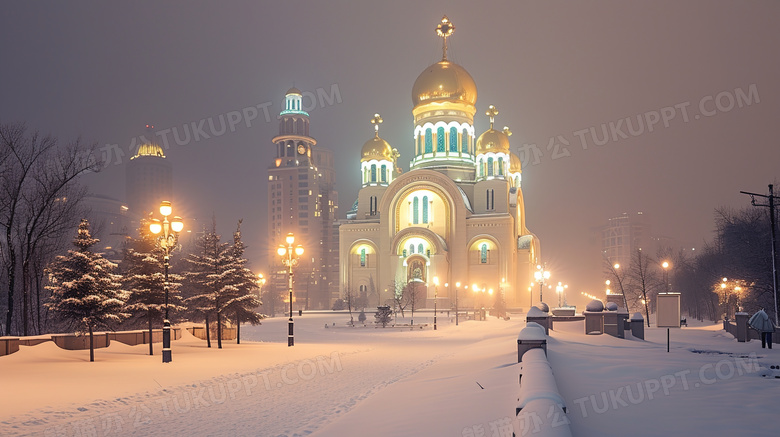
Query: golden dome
[
  {"left": 286, "top": 87, "right": 301, "bottom": 95},
  {"left": 412, "top": 60, "right": 477, "bottom": 107},
  {"left": 131, "top": 142, "right": 165, "bottom": 159},
  {"left": 475, "top": 129, "right": 510, "bottom": 155},
  {"left": 509, "top": 152, "right": 523, "bottom": 173},
  {"left": 361, "top": 136, "right": 397, "bottom": 163}
]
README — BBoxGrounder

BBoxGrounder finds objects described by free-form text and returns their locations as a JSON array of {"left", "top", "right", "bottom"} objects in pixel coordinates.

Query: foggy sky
[{"left": 2, "top": 0, "right": 778, "bottom": 307}]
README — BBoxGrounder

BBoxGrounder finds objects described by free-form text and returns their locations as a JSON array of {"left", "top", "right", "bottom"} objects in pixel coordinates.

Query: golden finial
[
  {"left": 436, "top": 16, "right": 455, "bottom": 60},
  {"left": 486, "top": 105, "right": 499, "bottom": 129},
  {"left": 371, "top": 113, "right": 383, "bottom": 137},
  {"left": 503, "top": 126, "right": 512, "bottom": 137}
]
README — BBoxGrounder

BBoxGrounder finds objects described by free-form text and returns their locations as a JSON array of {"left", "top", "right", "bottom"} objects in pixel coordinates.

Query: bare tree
[
  {"left": 342, "top": 282, "right": 356, "bottom": 325},
  {"left": 389, "top": 278, "right": 407, "bottom": 318},
  {"left": 404, "top": 281, "right": 425, "bottom": 326},
  {"left": 628, "top": 249, "right": 657, "bottom": 327},
  {"left": 1, "top": 122, "right": 98, "bottom": 335},
  {"left": 603, "top": 257, "right": 630, "bottom": 311}
]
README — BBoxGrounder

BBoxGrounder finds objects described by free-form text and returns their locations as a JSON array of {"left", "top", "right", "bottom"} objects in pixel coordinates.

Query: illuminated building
[{"left": 338, "top": 16, "right": 540, "bottom": 308}]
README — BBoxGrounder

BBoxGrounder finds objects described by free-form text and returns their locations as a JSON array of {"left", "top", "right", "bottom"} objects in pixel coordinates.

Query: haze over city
[{"left": 3, "top": 1, "right": 779, "bottom": 304}]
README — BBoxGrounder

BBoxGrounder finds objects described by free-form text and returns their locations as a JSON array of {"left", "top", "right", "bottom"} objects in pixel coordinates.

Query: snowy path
[{"left": 1, "top": 314, "right": 519, "bottom": 436}]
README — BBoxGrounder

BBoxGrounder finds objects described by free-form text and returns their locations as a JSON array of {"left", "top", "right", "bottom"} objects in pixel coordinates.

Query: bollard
[{"left": 735, "top": 312, "right": 749, "bottom": 342}]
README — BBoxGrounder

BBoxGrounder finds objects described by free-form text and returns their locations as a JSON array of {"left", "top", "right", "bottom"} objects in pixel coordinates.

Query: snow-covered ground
[{"left": 0, "top": 312, "right": 777, "bottom": 436}]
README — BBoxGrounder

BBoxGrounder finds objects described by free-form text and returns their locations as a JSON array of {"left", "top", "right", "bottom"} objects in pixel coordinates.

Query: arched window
[
  {"left": 486, "top": 189, "right": 494, "bottom": 210},
  {"left": 480, "top": 243, "right": 488, "bottom": 264},
  {"left": 403, "top": 249, "right": 407, "bottom": 257},
  {"left": 371, "top": 164, "right": 377, "bottom": 182},
  {"left": 425, "top": 128, "right": 432, "bottom": 153},
  {"left": 498, "top": 157, "right": 504, "bottom": 175},
  {"left": 409, "top": 243, "right": 415, "bottom": 254},
  {"left": 418, "top": 243, "right": 424, "bottom": 254},
  {"left": 369, "top": 196, "right": 377, "bottom": 216},
  {"left": 487, "top": 157, "right": 494, "bottom": 176},
  {"left": 417, "top": 134, "right": 422, "bottom": 155},
  {"left": 360, "top": 248, "right": 366, "bottom": 267},
  {"left": 478, "top": 158, "right": 484, "bottom": 177},
  {"left": 461, "top": 128, "right": 469, "bottom": 153},
  {"left": 380, "top": 164, "right": 387, "bottom": 182},
  {"left": 413, "top": 197, "right": 419, "bottom": 224},
  {"left": 422, "top": 195, "right": 429, "bottom": 223},
  {"left": 437, "top": 126, "right": 445, "bottom": 152},
  {"left": 449, "top": 127, "right": 458, "bottom": 152}
]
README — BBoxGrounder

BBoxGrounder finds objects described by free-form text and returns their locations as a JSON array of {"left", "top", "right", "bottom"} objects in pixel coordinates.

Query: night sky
[{"left": 2, "top": 1, "right": 778, "bottom": 305}]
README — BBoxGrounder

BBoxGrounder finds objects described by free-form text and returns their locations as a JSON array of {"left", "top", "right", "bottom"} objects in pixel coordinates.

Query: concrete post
[
  {"left": 630, "top": 313, "right": 645, "bottom": 340},
  {"left": 735, "top": 312, "right": 749, "bottom": 342}
]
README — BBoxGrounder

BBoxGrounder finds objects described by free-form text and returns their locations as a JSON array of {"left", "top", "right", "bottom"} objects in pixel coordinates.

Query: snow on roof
[{"left": 456, "top": 185, "right": 474, "bottom": 213}]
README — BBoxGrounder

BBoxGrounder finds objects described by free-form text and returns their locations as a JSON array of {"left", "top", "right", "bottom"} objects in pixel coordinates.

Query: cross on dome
[
  {"left": 486, "top": 105, "right": 499, "bottom": 129},
  {"left": 503, "top": 126, "right": 512, "bottom": 137},
  {"left": 436, "top": 16, "right": 455, "bottom": 60},
  {"left": 371, "top": 113, "right": 383, "bottom": 137}
]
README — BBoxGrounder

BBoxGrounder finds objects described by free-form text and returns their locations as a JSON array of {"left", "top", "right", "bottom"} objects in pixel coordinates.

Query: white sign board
[{"left": 656, "top": 293, "right": 681, "bottom": 328}]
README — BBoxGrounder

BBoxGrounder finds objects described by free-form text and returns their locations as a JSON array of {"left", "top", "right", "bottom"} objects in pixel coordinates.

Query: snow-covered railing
[{"left": 515, "top": 346, "right": 572, "bottom": 436}]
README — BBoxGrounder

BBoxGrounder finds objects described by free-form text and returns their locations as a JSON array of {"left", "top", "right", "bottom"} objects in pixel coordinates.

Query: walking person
[{"left": 749, "top": 309, "right": 775, "bottom": 349}]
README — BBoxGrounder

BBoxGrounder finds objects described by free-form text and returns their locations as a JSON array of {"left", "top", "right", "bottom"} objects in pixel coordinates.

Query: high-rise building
[
  {"left": 267, "top": 88, "right": 339, "bottom": 310},
  {"left": 598, "top": 212, "right": 650, "bottom": 269},
  {"left": 81, "top": 194, "right": 132, "bottom": 260},
  {"left": 338, "top": 16, "right": 540, "bottom": 309},
  {"left": 125, "top": 136, "right": 172, "bottom": 221}
]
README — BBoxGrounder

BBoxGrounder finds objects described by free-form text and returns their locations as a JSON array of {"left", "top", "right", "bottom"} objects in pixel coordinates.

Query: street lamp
[
  {"left": 433, "top": 276, "right": 439, "bottom": 330},
  {"left": 277, "top": 233, "right": 304, "bottom": 347},
  {"left": 555, "top": 282, "right": 568, "bottom": 307},
  {"left": 149, "top": 200, "right": 183, "bottom": 363},
  {"left": 534, "top": 264, "right": 551, "bottom": 303},
  {"left": 455, "top": 281, "right": 462, "bottom": 326},
  {"left": 662, "top": 261, "right": 670, "bottom": 293}
]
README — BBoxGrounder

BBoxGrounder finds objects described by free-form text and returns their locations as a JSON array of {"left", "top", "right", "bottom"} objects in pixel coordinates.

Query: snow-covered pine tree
[
  {"left": 45, "top": 219, "right": 128, "bottom": 362},
  {"left": 181, "top": 222, "right": 223, "bottom": 348},
  {"left": 120, "top": 219, "right": 184, "bottom": 356},
  {"left": 221, "top": 220, "right": 263, "bottom": 344}
]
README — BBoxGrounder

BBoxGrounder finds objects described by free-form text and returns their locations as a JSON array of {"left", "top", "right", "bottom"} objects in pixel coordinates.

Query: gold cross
[
  {"left": 486, "top": 105, "right": 499, "bottom": 129},
  {"left": 503, "top": 126, "right": 512, "bottom": 137},
  {"left": 436, "top": 16, "right": 455, "bottom": 60},
  {"left": 371, "top": 113, "right": 383, "bottom": 136}
]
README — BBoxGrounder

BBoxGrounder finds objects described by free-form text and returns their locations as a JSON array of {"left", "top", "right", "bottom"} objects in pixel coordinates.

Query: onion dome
[
  {"left": 412, "top": 16, "right": 477, "bottom": 108},
  {"left": 475, "top": 105, "right": 511, "bottom": 155},
  {"left": 132, "top": 142, "right": 165, "bottom": 159},
  {"left": 509, "top": 152, "right": 523, "bottom": 173},
  {"left": 286, "top": 87, "right": 301, "bottom": 95},
  {"left": 412, "top": 61, "right": 477, "bottom": 107},
  {"left": 361, "top": 114, "right": 398, "bottom": 162}
]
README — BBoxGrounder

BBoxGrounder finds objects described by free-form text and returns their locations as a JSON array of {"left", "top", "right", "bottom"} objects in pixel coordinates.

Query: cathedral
[{"left": 338, "top": 17, "right": 540, "bottom": 309}]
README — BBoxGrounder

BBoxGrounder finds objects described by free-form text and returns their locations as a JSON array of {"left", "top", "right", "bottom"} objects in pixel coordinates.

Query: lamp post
[
  {"left": 149, "top": 200, "right": 183, "bottom": 363},
  {"left": 534, "top": 264, "right": 551, "bottom": 303},
  {"left": 433, "top": 276, "right": 439, "bottom": 330},
  {"left": 721, "top": 277, "right": 728, "bottom": 320},
  {"left": 455, "top": 282, "right": 461, "bottom": 326},
  {"left": 258, "top": 273, "right": 267, "bottom": 314},
  {"left": 555, "top": 282, "right": 568, "bottom": 307},
  {"left": 277, "top": 233, "right": 303, "bottom": 347},
  {"left": 661, "top": 261, "right": 670, "bottom": 293}
]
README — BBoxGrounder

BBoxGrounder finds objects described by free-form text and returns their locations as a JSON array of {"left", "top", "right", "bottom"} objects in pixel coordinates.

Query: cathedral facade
[{"left": 338, "top": 17, "right": 540, "bottom": 309}]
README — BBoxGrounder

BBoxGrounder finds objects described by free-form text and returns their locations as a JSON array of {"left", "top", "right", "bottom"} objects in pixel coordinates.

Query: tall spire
[
  {"left": 486, "top": 105, "right": 499, "bottom": 129},
  {"left": 436, "top": 15, "right": 455, "bottom": 60},
  {"left": 371, "top": 113, "right": 383, "bottom": 138}
]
